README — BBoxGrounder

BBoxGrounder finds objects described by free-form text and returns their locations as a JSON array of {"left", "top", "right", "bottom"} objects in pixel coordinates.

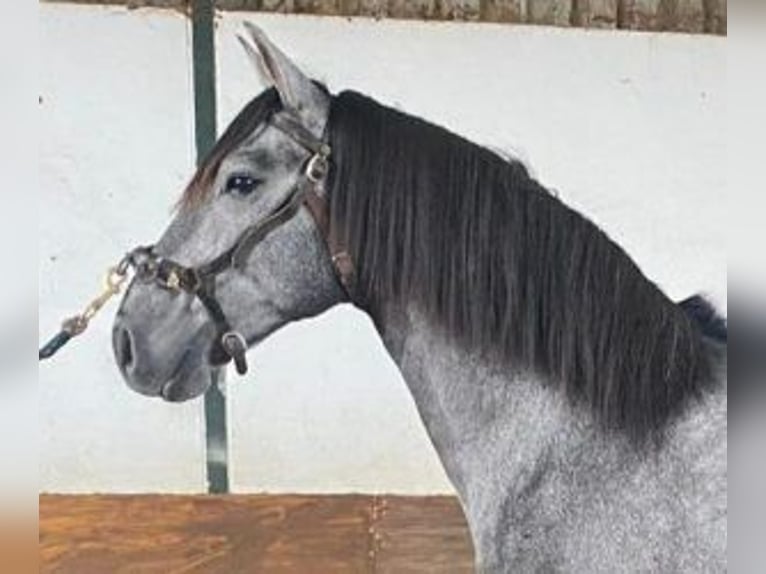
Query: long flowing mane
[{"left": 327, "top": 90, "right": 720, "bottom": 443}]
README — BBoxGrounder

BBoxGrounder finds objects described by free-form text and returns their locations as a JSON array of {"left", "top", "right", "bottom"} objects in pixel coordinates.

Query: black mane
[
  {"left": 327, "top": 90, "right": 720, "bottom": 443},
  {"left": 679, "top": 295, "right": 728, "bottom": 342}
]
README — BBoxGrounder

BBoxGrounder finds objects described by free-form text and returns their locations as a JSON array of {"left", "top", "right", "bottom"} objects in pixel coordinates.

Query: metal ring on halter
[
  {"left": 306, "top": 151, "right": 329, "bottom": 184},
  {"left": 221, "top": 331, "right": 248, "bottom": 375}
]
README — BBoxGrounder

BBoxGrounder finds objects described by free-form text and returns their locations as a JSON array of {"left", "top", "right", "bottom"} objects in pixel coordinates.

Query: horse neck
[
  {"left": 370, "top": 298, "right": 727, "bottom": 571},
  {"left": 371, "top": 300, "right": 597, "bottom": 508}
]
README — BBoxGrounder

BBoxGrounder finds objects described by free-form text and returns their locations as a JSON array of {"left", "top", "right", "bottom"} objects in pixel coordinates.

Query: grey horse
[{"left": 112, "top": 24, "right": 727, "bottom": 572}]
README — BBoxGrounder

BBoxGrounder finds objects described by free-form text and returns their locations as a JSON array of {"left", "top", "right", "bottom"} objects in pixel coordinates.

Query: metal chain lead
[{"left": 39, "top": 253, "right": 134, "bottom": 360}]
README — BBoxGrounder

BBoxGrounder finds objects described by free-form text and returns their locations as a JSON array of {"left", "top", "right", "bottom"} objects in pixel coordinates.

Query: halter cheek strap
[
  {"left": 302, "top": 189, "right": 355, "bottom": 293},
  {"left": 271, "top": 112, "right": 356, "bottom": 293}
]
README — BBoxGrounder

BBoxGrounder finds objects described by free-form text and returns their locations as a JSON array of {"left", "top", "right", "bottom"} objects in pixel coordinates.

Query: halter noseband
[{"left": 122, "top": 112, "right": 354, "bottom": 376}]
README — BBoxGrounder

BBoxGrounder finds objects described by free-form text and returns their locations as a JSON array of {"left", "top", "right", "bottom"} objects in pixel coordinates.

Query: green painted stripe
[
  {"left": 203, "top": 375, "right": 229, "bottom": 494},
  {"left": 192, "top": 0, "right": 217, "bottom": 161},
  {"left": 192, "top": 0, "right": 229, "bottom": 495}
]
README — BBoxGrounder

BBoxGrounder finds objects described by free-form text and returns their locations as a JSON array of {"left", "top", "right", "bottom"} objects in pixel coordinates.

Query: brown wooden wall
[
  {"left": 41, "top": 0, "right": 726, "bottom": 35},
  {"left": 40, "top": 494, "right": 475, "bottom": 573}
]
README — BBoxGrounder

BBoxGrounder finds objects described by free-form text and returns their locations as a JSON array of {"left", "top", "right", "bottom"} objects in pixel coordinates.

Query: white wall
[
  {"left": 39, "top": 5, "right": 205, "bottom": 492},
  {"left": 40, "top": 6, "right": 726, "bottom": 494}
]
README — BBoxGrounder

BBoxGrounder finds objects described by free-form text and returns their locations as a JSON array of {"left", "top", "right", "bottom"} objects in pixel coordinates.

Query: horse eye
[{"left": 225, "top": 175, "right": 262, "bottom": 196}]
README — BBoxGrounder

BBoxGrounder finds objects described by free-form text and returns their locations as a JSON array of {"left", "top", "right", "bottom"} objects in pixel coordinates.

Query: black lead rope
[{"left": 39, "top": 330, "right": 74, "bottom": 361}]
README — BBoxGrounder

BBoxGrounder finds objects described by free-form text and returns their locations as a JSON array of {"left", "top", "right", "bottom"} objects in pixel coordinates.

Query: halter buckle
[{"left": 306, "top": 150, "right": 330, "bottom": 184}]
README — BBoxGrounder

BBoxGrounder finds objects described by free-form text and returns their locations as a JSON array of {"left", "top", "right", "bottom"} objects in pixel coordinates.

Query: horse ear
[{"left": 237, "top": 22, "right": 327, "bottom": 129}]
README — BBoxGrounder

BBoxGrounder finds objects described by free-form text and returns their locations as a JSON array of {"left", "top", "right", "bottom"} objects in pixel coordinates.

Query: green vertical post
[{"left": 192, "top": 0, "right": 229, "bottom": 495}]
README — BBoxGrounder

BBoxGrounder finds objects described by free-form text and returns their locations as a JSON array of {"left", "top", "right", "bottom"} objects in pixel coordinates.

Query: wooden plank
[
  {"left": 620, "top": 0, "right": 705, "bottom": 33},
  {"left": 40, "top": 494, "right": 372, "bottom": 573},
  {"left": 375, "top": 496, "right": 474, "bottom": 573},
  {"left": 662, "top": 0, "right": 706, "bottom": 33},
  {"left": 479, "top": 0, "right": 525, "bottom": 23},
  {"left": 620, "top": 0, "right": 659, "bottom": 29},
  {"left": 40, "top": 0, "right": 188, "bottom": 9},
  {"left": 41, "top": 0, "right": 726, "bottom": 33},
  {"left": 573, "top": 0, "right": 618, "bottom": 28},
  {"left": 387, "top": 0, "right": 439, "bottom": 20},
  {"left": 528, "top": 0, "right": 572, "bottom": 26},
  {"left": 703, "top": 0, "right": 726, "bottom": 34},
  {"left": 40, "top": 494, "right": 474, "bottom": 573},
  {"left": 439, "top": 0, "right": 482, "bottom": 20}
]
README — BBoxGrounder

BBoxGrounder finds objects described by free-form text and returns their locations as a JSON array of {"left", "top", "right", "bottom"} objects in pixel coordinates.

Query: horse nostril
[{"left": 116, "top": 326, "right": 135, "bottom": 373}]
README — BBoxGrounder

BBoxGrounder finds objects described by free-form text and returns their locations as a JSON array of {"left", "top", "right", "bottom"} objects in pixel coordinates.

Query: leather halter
[{"left": 124, "top": 113, "right": 354, "bottom": 376}]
